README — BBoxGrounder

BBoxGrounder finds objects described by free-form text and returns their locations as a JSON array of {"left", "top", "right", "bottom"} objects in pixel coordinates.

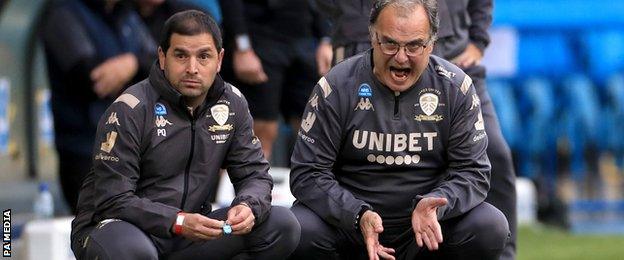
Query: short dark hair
[
  {"left": 159, "top": 10, "right": 222, "bottom": 53},
  {"left": 369, "top": 0, "right": 439, "bottom": 42}
]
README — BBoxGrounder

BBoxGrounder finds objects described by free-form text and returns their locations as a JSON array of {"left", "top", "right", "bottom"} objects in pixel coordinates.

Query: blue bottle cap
[
  {"left": 223, "top": 223, "right": 232, "bottom": 235},
  {"left": 39, "top": 182, "right": 49, "bottom": 192}
]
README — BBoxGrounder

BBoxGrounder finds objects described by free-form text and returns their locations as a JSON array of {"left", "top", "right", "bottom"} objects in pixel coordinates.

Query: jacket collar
[{"left": 148, "top": 62, "right": 226, "bottom": 112}]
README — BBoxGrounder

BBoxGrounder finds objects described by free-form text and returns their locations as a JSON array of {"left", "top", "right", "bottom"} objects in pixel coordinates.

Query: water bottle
[{"left": 33, "top": 182, "right": 54, "bottom": 219}]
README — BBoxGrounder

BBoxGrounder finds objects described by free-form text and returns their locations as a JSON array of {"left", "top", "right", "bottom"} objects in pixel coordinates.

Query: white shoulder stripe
[
  {"left": 318, "top": 77, "right": 332, "bottom": 98},
  {"left": 229, "top": 84, "right": 243, "bottom": 98},
  {"left": 460, "top": 75, "right": 472, "bottom": 95},
  {"left": 114, "top": 93, "right": 140, "bottom": 109}
]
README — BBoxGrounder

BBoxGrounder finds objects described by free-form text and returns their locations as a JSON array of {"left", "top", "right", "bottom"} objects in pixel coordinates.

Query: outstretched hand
[
  {"left": 360, "top": 210, "right": 395, "bottom": 260},
  {"left": 411, "top": 197, "right": 448, "bottom": 251}
]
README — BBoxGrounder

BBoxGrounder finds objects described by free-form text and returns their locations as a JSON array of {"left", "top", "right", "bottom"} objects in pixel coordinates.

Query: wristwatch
[
  {"left": 235, "top": 35, "right": 251, "bottom": 52},
  {"left": 173, "top": 212, "right": 186, "bottom": 235}
]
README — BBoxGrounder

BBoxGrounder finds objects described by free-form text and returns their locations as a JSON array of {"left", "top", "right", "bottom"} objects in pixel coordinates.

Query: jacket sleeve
[
  {"left": 315, "top": 0, "right": 339, "bottom": 19},
  {"left": 219, "top": 0, "right": 248, "bottom": 43},
  {"left": 467, "top": 0, "right": 493, "bottom": 52},
  {"left": 415, "top": 75, "right": 491, "bottom": 221},
  {"left": 223, "top": 96, "right": 273, "bottom": 224},
  {"left": 310, "top": 0, "right": 332, "bottom": 40},
  {"left": 290, "top": 78, "right": 370, "bottom": 230},
  {"left": 40, "top": 3, "right": 98, "bottom": 91},
  {"left": 92, "top": 97, "right": 180, "bottom": 238}
]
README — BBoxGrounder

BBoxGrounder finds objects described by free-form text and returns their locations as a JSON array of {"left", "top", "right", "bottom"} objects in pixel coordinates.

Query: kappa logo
[
  {"left": 100, "top": 131, "right": 117, "bottom": 153},
  {"left": 300, "top": 112, "right": 316, "bottom": 132},
  {"left": 355, "top": 97, "right": 374, "bottom": 111},
  {"left": 106, "top": 112, "right": 120, "bottom": 126},
  {"left": 470, "top": 94, "right": 481, "bottom": 110},
  {"left": 211, "top": 104, "right": 229, "bottom": 126},
  {"left": 419, "top": 93, "right": 438, "bottom": 116},
  {"left": 155, "top": 116, "right": 172, "bottom": 128}
]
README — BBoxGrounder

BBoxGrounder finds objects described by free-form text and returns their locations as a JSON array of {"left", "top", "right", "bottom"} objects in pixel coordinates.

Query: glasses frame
[{"left": 375, "top": 33, "right": 431, "bottom": 57}]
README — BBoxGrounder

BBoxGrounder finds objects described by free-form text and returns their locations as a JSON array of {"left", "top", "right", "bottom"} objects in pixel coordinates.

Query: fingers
[
  {"left": 377, "top": 245, "right": 395, "bottom": 260},
  {"left": 417, "top": 224, "right": 441, "bottom": 251},
  {"left": 182, "top": 214, "right": 223, "bottom": 240},
  {"left": 255, "top": 69, "right": 268, "bottom": 83},
  {"left": 365, "top": 237, "right": 379, "bottom": 260},
  {"left": 415, "top": 228, "right": 423, "bottom": 247},
  {"left": 231, "top": 217, "right": 254, "bottom": 235},
  {"left": 431, "top": 221, "right": 443, "bottom": 243},
  {"left": 227, "top": 205, "right": 255, "bottom": 235},
  {"left": 234, "top": 50, "right": 268, "bottom": 84},
  {"left": 421, "top": 230, "right": 431, "bottom": 250},
  {"left": 316, "top": 55, "right": 331, "bottom": 76}
]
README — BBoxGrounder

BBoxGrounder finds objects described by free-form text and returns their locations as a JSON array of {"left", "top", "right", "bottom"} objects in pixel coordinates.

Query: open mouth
[{"left": 390, "top": 66, "right": 411, "bottom": 81}]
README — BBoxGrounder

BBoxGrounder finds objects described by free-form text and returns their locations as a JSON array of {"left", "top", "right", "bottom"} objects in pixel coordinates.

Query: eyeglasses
[{"left": 375, "top": 33, "right": 430, "bottom": 57}]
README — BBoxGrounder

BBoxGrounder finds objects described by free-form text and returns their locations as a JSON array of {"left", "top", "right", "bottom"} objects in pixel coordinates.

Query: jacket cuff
[
  {"left": 470, "top": 39, "right": 488, "bottom": 54},
  {"left": 342, "top": 202, "right": 371, "bottom": 231},
  {"left": 231, "top": 195, "right": 262, "bottom": 222}
]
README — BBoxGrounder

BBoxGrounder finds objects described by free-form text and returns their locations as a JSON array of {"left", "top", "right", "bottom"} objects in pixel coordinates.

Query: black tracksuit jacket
[
  {"left": 290, "top": 50, "right": 491, "bottom": 230},
  {"left": 72, "top": 64, "right": 272, "bottom": 238}
]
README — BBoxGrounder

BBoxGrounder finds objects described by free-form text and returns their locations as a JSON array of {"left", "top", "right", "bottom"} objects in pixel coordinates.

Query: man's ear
[
  {"left": 216, "top": 48, "right": 224, "bottom": 73},
  {"left": 158, "top": 47, "right": 166, "bottom": 70}
]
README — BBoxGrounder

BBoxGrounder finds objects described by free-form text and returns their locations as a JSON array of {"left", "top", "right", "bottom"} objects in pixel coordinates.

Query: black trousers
[
  {"left": 289, "top": 202, "right": 509, "bottom": 260},
  {"left": 71, "top": 206, "right": 301, "bottom": 260},
  {"left": 58, "top": 150, "right": 92, "bottom": 214},
  {"left": 466, "top": 66, "right": 518, "bottom": 260}
]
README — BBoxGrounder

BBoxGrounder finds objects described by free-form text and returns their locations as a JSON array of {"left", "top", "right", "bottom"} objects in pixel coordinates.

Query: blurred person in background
[
  {"left": 70, "top": 10, "right": 299, "bottom": 259},
  {"left": 289, "top": 0, "right": 509, "bottom": 259},
  {"left": 219, "top": 0, "right": 332, "bottom": 160},
  {"left": 318, "top": 0, "right": 517, "bottom": 258},
  {"left": 40, "top": 0, "right": 156, "bottom": 213},
  {"left": 134, "top": 0, "right": 208, "bottom": 42},
  {"left": 432, "top": 1, "right": 517, "bottom": 259}
]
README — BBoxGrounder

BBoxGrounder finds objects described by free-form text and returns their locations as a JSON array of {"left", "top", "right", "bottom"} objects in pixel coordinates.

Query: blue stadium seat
[
  {"left": 514, "top": 77, "right": 556, "bottom": 179},
  {"left": 487, "top": 80, "right": 520, "bottom": 151},
  {"left": 583, "top": 30, "right": 624, "bottom": 82},
  {"left": 605, "top": 73, "right": 624, "bottom": 168},
  {"left": 559, "top": 74, "right": 601, "bottom": 180},
  {"left": 516, "top": 32, "right": 579, "bottom": 79}
]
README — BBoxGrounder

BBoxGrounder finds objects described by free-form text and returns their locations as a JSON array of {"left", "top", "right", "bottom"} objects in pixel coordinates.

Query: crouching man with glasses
[{"left": 287, "top": 0, "right": 509, "bottom": 259}]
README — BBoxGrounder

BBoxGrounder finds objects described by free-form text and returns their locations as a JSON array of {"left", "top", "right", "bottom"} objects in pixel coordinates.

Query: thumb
[
  {"left": 373, "top": 218, "right": 384, "bottom": 233},
  {"left": 429, "top": 197, "right": 448, "bottom": 208},
  {"left": 227, "top": 207, "right": 239, "bottom": 222}
]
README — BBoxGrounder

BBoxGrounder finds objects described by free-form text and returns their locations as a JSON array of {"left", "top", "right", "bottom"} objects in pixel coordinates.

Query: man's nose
[
  {"left": 394, "top": 46, "right": 409, "bottom": 64},
  {"left": 187, "top": 57, "right": 199, "bottom": 74}
]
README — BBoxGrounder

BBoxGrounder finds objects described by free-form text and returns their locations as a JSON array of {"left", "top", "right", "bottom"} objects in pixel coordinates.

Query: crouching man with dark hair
[{"left": 70, "top": 10, "right": 300, "bottom": 260}]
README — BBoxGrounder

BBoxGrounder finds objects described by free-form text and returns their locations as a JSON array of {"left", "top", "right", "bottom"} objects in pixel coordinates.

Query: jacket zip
[
  {"left": 180, "top": 119, "right": 196, "bottom": 210},
  {"left": 393, "top": 91, "right": 400, "bottom": 119}
]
